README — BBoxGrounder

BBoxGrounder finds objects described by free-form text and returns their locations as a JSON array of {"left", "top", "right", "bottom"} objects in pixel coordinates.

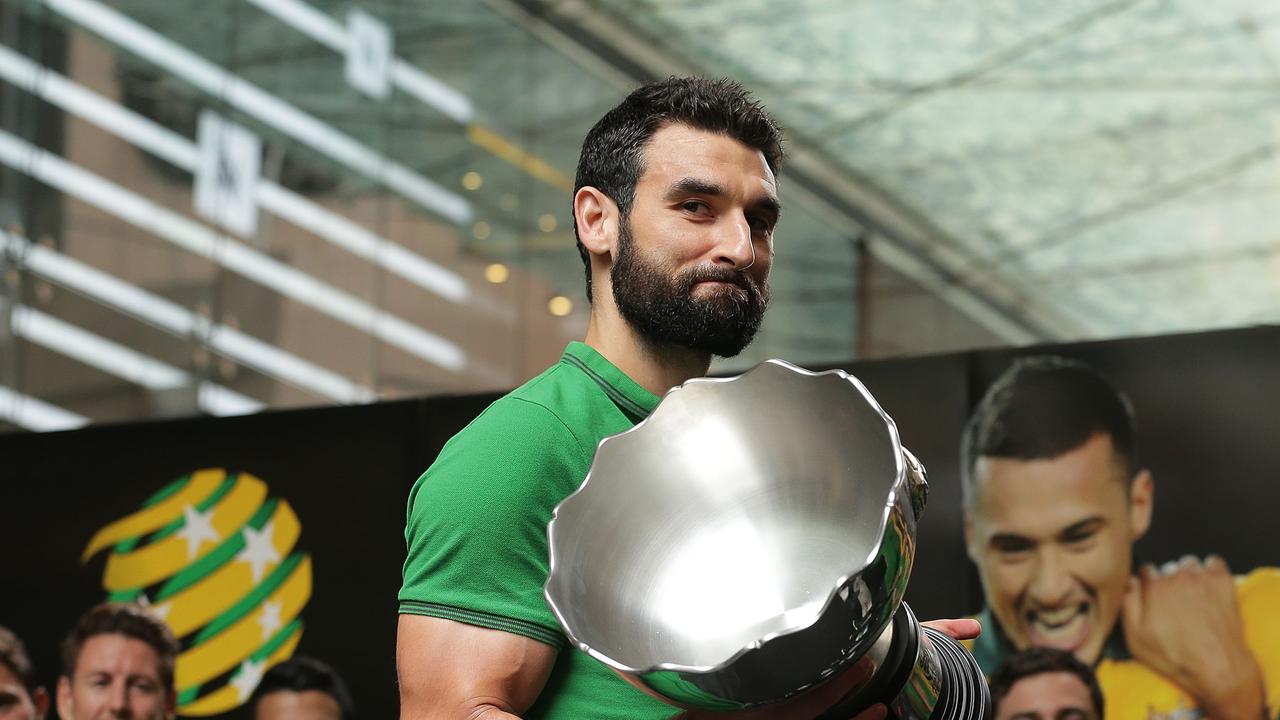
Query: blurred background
[
  {"left": 4, "top": 4, "right": 1280, "bottom": 717},
  {"left": 2, "top": 0, "right": 1279, "bottom": 431}
]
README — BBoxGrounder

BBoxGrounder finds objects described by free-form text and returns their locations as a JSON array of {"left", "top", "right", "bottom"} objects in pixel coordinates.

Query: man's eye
[
  {"left": 680, "top": 200, "right": 709, "bottom": 214},
  {"left": 1062, "top": 530, "right": 1097, "bottom": 547},
  {"left": 993, "top": 539, "right": 1033, "bottom": 556}
]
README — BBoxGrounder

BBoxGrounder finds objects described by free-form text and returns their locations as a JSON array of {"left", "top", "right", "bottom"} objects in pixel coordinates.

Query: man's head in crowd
[
  {"left": 56, "top": 604, "right": 178, "bottom": 720},
  {"left": 990, "top": 647, "right": 1104, "bottom": 720},
  {"left": 248, "top": 657, "right": 354, "bottom": 720},
  {"left": 573, "top": 76, "right": 783, "bottom": 358},
  {"left": 0, "top": 626, "right": 48, "bottom": 720},
  {"left": 962, "top": 355, "right": 1154, "bottom": 665}
]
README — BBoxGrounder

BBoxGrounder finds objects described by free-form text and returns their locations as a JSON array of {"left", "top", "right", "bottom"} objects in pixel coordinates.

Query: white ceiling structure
[
  {"left": 4, "top": 0, "right": 1278, "bottom": 431},
  {"left": 514, "top": 0, "right": 1280, "bottom": 343}
]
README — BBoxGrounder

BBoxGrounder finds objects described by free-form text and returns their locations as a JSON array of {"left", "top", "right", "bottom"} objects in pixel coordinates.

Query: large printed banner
[{"left": 1, "top": 327, "right": 1276, "bottom": 717}]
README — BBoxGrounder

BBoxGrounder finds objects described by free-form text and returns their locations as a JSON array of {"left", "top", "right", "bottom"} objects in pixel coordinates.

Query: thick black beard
[{"left": 610, "top": 217, "right": 770, "bottom": 358}]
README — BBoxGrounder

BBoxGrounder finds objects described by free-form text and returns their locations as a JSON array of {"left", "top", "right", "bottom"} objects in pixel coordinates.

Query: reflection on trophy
[{"left": 545, "top": 360, "right": 991, "bottom": 719}]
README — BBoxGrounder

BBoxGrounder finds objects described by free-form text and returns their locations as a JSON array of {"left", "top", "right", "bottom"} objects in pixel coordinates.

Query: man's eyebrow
[
  {"left": 1057, "top": 516, "right": 1106, "bottom": 540},
  {"left": 665, "top": 177, "right": 726, "bottom": 200},
  {"left": 988, "top": 531, "right": 1034, "bottom": 549}
]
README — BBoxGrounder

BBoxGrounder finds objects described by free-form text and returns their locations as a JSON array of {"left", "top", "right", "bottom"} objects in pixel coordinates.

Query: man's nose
[
  {"left": 1027, "top": 549, "right": 1074, "bottom": 605},
  {"left": 106, "top": 682, "right": 131, "bottom": 718},
  {"left": 713, "top": 214, "right": 754, "bottom": 270}
]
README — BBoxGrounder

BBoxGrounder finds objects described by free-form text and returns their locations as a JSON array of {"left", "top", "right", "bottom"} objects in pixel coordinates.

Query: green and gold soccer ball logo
[{"left": 81, "top": 469, "right": 312, "bottom": 716}]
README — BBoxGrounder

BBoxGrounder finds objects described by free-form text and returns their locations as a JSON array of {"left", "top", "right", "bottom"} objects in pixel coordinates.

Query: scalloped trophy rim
[{"left": 543, "top": 358, "right": 910, "bottom": 679}]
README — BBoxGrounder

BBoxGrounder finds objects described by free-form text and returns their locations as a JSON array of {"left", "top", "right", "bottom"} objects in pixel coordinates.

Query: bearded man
[{"left": 396, "top": 76, "right": 977, "bottom": 720}]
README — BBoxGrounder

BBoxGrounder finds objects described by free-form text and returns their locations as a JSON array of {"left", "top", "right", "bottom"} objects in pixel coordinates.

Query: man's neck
[{"left": 583, "top": 310, "right": 712, "bottom": 397}]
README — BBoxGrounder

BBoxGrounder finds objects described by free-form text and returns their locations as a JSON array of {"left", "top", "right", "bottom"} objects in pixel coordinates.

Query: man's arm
[
  {"left": 398, "top": 615, "right": 557, "bottom": 720},
  {"left": 398, "top": 614, "right": 978, "bottom": 720}
]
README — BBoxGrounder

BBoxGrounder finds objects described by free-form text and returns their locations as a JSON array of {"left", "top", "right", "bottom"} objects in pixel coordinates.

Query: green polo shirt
[{"left": 400, "top": 342, "right": 676, "bottom": 719}]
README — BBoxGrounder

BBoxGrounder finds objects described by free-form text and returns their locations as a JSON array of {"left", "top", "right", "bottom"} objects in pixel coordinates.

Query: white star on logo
[
  {"left": 230, "top": 658, "right": 266, "bottom": 702},
  {"left": 236, "top": 521, "right": 281, "bottom": 583},
  {"left": 257, "top": 601, "right": 284, "bottom": 641},
  {"left": 176, "top": 505, "right": 220, "bottom": 559}
]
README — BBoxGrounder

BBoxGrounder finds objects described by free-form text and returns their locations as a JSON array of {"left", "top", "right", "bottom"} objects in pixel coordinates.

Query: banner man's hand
[{"left": 1122, "top": 556, "right": 1266, "bottom": 720}]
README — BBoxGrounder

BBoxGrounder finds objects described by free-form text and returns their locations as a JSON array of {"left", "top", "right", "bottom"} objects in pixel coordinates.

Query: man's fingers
[
  {"left": 921, "top": 618, "right": 980, "bottom": 641},
  {"left": 1160, "top": 557, "right": 1195, "bottom": 575}
]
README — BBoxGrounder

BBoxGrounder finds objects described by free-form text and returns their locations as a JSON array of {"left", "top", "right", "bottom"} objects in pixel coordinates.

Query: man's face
[
  {"left": 966, "top": 432, "right": 1152, "bottom": 665},
  {"left": 0, "top": 663, "right": 40, "bottom": 720},
  {"left": 56, "top": 634, "right": 173, "bottom": 720},
  {"left": 254, "top": 690, "right": 341, "bottom": 720},
  {"left": 995, "top": 671, "right": 1098, "bottom": 720},
  {"left": 610, "top": 124, "right": 777, "bottom": 358}
]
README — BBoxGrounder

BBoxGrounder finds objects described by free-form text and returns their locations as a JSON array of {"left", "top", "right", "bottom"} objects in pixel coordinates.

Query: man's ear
[
  {"left": 573, "top": 186, "right": 618, "bottom": 259},
  {"left": 963, "top": 510, "right": 978, "bottom": 563},
  {"left": 1128, "top": 468, "right": 1154, "bottom": 541},
  {"left": 165, "top": 688, "right": 177, "bottom": 720},
  {"left": 56, "top": 676, "right": 72, "bottom": 720}
]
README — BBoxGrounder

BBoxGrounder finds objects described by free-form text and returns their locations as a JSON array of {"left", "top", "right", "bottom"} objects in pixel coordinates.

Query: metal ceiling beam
[{"left": 485, "top": 0, "right": 1092, "bottom": 346}]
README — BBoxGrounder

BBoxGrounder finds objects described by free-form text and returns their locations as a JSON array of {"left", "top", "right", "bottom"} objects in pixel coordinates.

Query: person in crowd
[
  {"left": 247, "top": 656, "right": 355, "bottom": 720},
  {"left": 396, "top": 75, "right": 978, "bottom": 720},
  {"left": 56, "top": 603, "right": 177, "bottom": 720},
  {"left": 961, "top": 355, "right": 1278, "bottom": 719},
  {"left": 0, "top": 626, "right": 48, "bottom": 720},
  {"left": 989, "top": 647, "right": 1103, "bottom": 720}
]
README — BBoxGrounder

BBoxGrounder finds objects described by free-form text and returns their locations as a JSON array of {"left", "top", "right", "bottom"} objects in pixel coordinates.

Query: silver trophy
[{"left": 545, "top": 360, "right": 990, "bottom": 719}]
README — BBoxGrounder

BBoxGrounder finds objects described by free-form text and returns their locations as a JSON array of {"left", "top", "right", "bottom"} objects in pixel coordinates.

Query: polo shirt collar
[{"left": 562, "top": 342, "right": 660, "bottom": 418}]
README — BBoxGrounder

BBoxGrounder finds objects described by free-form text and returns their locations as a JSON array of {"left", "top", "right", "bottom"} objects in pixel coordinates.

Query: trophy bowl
[{"left": 545, "top": 360, "right": 989, "bottom": 717}]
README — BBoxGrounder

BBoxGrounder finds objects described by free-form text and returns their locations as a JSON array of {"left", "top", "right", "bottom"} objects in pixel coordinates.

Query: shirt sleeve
[
  {"left": 1238, "top": 568, "right": 1280, "bottom": 719},
  {"left": 398, "top": 396, "right": 585, "bottom": 649}
]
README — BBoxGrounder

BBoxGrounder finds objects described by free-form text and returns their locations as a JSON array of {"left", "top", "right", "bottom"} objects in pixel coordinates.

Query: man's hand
[
  {"left": 676, "top": 619, "right": 980, "bottom": 720},
  {"left": 1122, "top": 556, "right": 1267, "bottom": 720}
]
